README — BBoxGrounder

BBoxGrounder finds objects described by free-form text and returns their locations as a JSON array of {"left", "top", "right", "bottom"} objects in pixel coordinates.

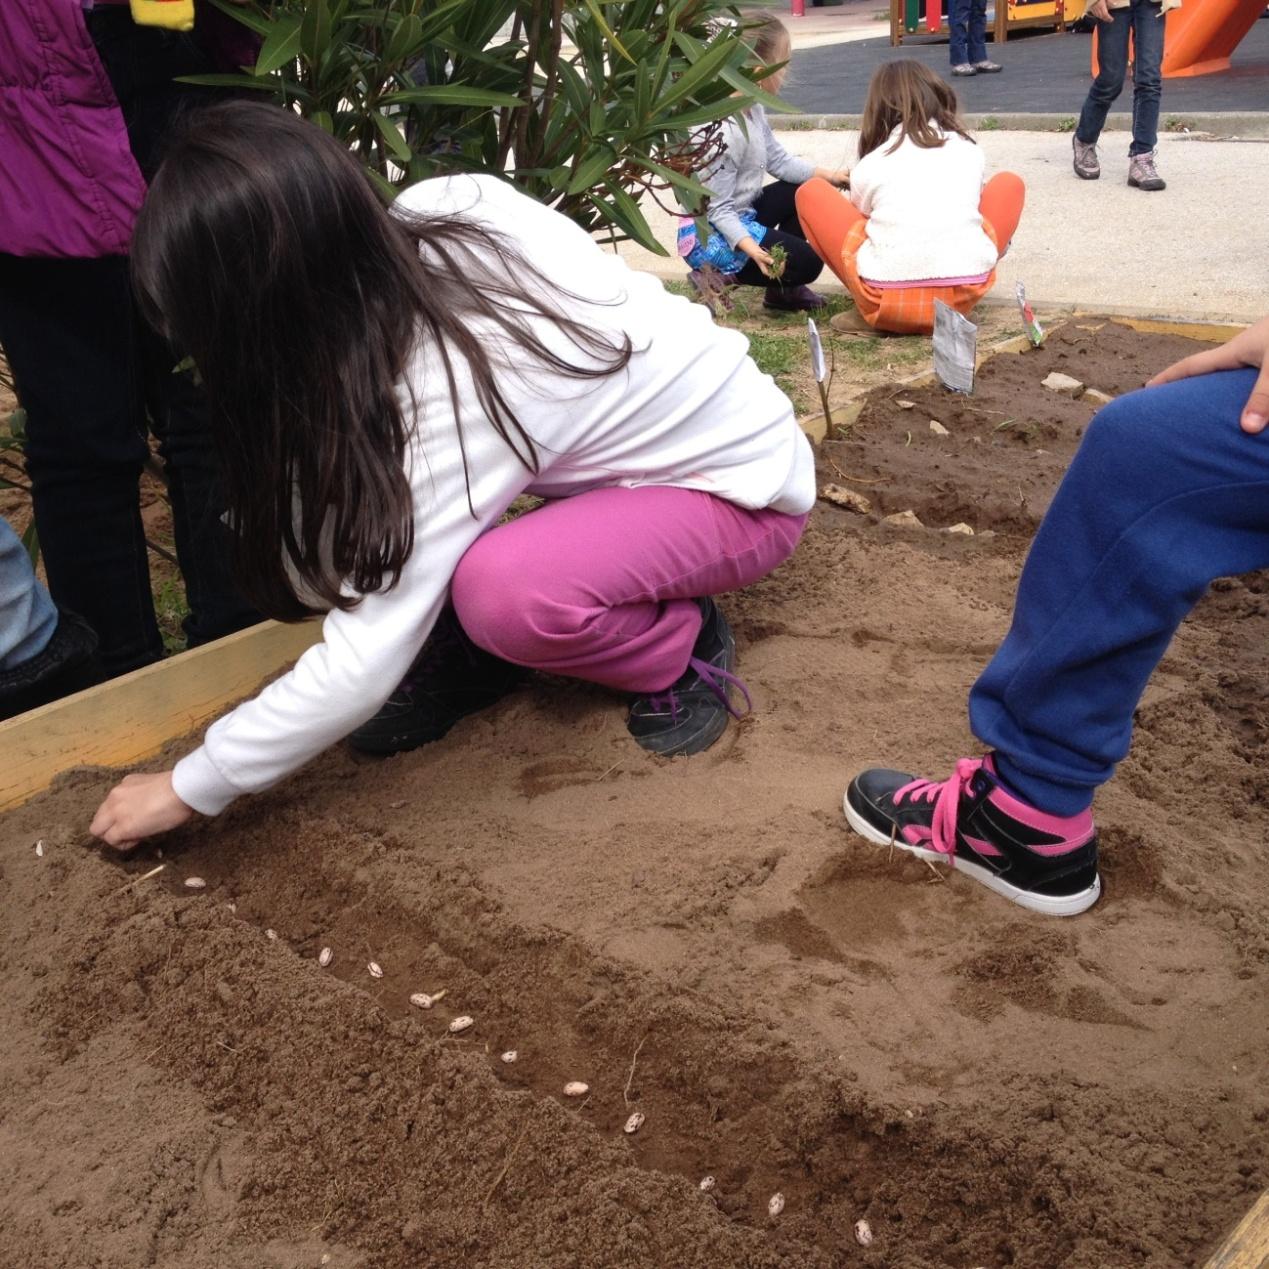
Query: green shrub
[{"left": 193, "top": 0, "right": 788, "bottom": 253}]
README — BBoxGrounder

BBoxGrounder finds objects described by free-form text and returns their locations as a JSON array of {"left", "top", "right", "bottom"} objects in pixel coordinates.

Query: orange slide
[{"left": 1161, "top": 0, "right": 1265, "bottom": 77}]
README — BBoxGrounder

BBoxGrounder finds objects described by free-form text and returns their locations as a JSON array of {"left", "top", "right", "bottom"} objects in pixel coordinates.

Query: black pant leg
[
  {"left": 733, "top": 228, "right": 824, "bottom": 290},
  {"left": 142, "top": 328, "right": 258, "bottom": 647},
  {"left": 0, "top": 254, "right": 162, "bottom": 676},
  {"left": 749, "top": 180, "right": 808, "bottom": 238}
]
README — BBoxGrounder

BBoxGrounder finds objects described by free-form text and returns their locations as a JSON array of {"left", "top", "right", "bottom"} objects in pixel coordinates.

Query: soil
[{"left": 2, "top": 320, "right": 1266, "bottom": 1269}]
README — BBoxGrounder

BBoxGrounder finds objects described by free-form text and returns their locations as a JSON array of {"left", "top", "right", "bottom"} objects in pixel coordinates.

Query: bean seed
[
  {"left": 367, "top": 961, "right": 384, "bottom": 979},
  {"left": 184, "top": 876, "right": 207, "bottom": 890},
  {"left": 318, "top": 947, "right": 333, "bottom": 967},
  {"left": 854, "top": 1219, "right": 874, "bottom": 1246},
  {"left": 699, "top": 1176, "right": 716, "bottom": 1193},
  {"left": 501, "top": 1050, "right": 518, "bottom": 1064},
  {"left": 448, "top": 1015, "right": 474, "bottom": 1034},
  {"left": 563, "top": 1081, "right": 589, "bottom": 1097},
  {"left": 768, "top": 1193, "right": 785, "bottom": 1219},
  {"left": 623, "top": 1112, "right": 645, "bottom": 1135}
]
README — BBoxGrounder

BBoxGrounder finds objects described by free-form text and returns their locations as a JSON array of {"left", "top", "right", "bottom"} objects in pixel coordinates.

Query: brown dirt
[{"left": 2, "top": 320, "right": 1267, "bottom": 1268}]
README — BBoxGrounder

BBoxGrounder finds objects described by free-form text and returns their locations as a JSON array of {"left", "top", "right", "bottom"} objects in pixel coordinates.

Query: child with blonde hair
[{"left": 681, "top": 10, "right": 850, "bottom": 313}]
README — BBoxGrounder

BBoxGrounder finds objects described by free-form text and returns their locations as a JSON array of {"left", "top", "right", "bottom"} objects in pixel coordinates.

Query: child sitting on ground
[
  {"left": 680, "top": 10, "right": 849, "bottom": 315},
  {"left": 796, "top": 60, "right": 1024, "bottom": 336}
]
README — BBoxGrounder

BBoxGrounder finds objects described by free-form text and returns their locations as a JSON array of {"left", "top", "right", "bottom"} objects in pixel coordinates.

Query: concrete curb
[
  {"left": 772, "top": 111, "right": 1269, "bottom": 138},
  {"left": 637, "top": 263, "right": 1253, "bottom": 329}
]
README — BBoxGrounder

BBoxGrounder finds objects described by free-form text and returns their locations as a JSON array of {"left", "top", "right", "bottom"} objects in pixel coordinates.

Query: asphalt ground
[{"left": 783, "top": 19, "right": 1269, "bottom": 115}]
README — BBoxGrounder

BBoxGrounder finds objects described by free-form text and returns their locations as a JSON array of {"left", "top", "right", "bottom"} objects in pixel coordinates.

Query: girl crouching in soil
[
  {"left": 90, "top": 101, "right": 812, "bottom": 849},
  {"left": 796, "top": 60, "right": 1025, "bottom": 336}
]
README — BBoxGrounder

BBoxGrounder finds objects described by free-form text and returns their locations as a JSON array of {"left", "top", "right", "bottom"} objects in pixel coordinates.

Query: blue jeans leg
[
  {"left": 1129, "top": 0, "right": 1165, "bottom": 155},
  {"left": 1076, "top": 8, "right": 1131, "bottom": 146},
  {"left": 968, "top": 369, "right": 1269, "bottom": 815},
  {"left": 949, "top": 0, "right": 987, "bottom": 64},
  {"left": 0, "top": 519, "right": 57, "bottom": 671}
]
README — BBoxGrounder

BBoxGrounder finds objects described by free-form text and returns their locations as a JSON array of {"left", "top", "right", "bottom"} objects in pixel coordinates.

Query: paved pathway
[{"left": 613, "top": 129, "right": 1269, "bottom": 322}]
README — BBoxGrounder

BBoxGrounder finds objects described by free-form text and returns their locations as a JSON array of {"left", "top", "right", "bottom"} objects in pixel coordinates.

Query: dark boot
[
  {"left": 347, "top": 606, "right": 527, "bottom": 755},
  {"left": 626, "top": 599, "right": 751, "bottom": 757},
  {"left": 0, "top": 611, "right": 100, "bottom": 722}
]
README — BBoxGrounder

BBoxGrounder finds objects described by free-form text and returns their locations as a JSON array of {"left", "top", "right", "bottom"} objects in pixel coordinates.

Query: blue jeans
[
  {"left": 1076, "top": 0, "right": 1165, "bottom": 156},
  {"left": 949, "top": 0, "right": 988, "bottom": 65},
  {"left": 0, "top": 519, "right": 56, "bottom": 671},
  {"left": 969, "top": 369, "right": 1269, "bottom": 815}
]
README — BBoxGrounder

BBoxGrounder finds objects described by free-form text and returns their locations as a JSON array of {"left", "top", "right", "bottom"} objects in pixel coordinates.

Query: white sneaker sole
[{"left": 842, "top": 792, "right": 1102, "bottom": 918}]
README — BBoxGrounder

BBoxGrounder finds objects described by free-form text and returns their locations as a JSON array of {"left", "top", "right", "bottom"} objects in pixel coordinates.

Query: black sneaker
[
  {"left": 627, "top": 599, "right": 750, "bottom": 757},
  {"left": 763, "top": 284, "right": 827, "bottom": 312},
  {"left": 843, "top": 755, "right": 1101, "bottom": 917},
  {"left": 0, "top": 610, "right": 100, "bottom": 721},
  {"left": 348, "top": 607, "right": 527, "bottom": 755}
]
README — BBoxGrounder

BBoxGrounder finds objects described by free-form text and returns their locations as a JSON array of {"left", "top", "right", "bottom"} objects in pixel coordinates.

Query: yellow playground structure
[{"left": 890, "top": 0, "right": 1083, "bottom": 46}]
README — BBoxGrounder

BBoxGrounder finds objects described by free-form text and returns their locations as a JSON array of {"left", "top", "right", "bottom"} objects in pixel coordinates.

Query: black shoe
[
  {"left": 348, "top": 607, "right": 527, "bottom": 755},
  {"left": 0, "top": 611, "right": 100, "bottom": 722},
  {"left": 763, "top": 284, "right": 827, "bottom": 312},
  {"left": 626, "top": 599, "right": 750, "bottom": 757},
  {"left": 843, "top": 755, "right": 1101, "bottom": 917}
]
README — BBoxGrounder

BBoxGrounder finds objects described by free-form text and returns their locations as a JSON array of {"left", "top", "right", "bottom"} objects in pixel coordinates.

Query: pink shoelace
[{"left": 891, "top": 757, "right": 986, "bottom": 865}]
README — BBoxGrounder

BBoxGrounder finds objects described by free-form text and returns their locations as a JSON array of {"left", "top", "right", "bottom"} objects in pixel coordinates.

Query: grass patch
[{"left": 152, "top": 575, "right": 190, "bottom": 656}]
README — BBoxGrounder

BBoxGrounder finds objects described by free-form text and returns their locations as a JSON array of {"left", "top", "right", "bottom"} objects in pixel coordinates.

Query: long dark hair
[
  {"left": 858, "top": 60, "right": 975, "bottom": 158},
  {"left": 132, "top": 101, "right": 632, "bottom": 621}
]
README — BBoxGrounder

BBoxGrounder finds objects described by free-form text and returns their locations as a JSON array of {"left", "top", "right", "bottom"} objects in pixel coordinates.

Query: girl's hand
[
  {"left": 738, "top": 237, "right": 777, "bottom": 278},
  {"left": 1087, "top": 0, "right": 1114, "bottom": 21},
  {"left": 90, "top": 772, "right": 194, "bottom": 851},
  {"left": 1147, "top": 315, "right": 1269, "bottom": 434},
  {"left": 828, "top": 168, "right": 851, "bottom": 188}
]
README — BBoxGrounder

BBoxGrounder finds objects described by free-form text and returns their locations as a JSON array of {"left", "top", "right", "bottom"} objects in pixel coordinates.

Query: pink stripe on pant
[{"left": 451, "top": 486, "right": 807, "bottom": 693}]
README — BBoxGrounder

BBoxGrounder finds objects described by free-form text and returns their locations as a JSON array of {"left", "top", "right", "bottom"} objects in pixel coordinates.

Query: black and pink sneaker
[{"left": 843, "top": 756, "right": 1101, "bottom": 917}]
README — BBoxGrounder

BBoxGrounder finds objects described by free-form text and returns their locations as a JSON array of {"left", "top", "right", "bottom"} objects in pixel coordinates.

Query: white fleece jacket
[
  {"left": 850, "top": 127, "right": 998, "bottom": 284},
  {"left": 171, "top": 174, "right": 815, "bottom": 816}
]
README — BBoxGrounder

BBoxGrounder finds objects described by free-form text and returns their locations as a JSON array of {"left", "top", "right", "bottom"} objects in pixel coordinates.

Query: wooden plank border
[
  {"left": 1204, "top": 1191, "right": 1269, "bottom": 1269},
  {"left": 0, "top": 619, "right": 320, "bottom": 813}
]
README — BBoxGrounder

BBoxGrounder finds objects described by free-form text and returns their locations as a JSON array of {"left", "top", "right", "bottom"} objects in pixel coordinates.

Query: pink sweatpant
[{"left": 451, "top": 486, "right": 807, "bottom": 693}]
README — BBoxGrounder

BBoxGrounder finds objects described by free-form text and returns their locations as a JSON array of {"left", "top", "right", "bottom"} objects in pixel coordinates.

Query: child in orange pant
[{"left": 796, "top": 61, "right": 1025, "bottom": 336}]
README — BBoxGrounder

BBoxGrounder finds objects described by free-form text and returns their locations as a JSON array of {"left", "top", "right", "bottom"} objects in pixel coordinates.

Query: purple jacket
[{"left": 0, "top": 1, "right": 253, "bottom": 258}]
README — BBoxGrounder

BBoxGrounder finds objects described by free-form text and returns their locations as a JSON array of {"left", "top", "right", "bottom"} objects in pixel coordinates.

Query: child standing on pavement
[
  {"left": 795, "top": 60, "right": 1025, "bottom": 335},
  {"left": 681, "top": 11, "right": 850, "bottom": 314},
  {"left": 89, "top": 101, "right": 813, "bottom": 849},
  {"left": 1072, "top": 0, "right": 1179, "bottom": 191}
]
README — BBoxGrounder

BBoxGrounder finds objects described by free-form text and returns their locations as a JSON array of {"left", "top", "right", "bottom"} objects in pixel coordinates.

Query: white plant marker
[
  {"left": 768, "top": 1192, "right": 785, "bottom": 1219},
  {"left": 807, "top": 317, "right": 834, "bottom": 432},
  {"left": 367, "top": 961, "right": 384, "bottom": 979}
]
